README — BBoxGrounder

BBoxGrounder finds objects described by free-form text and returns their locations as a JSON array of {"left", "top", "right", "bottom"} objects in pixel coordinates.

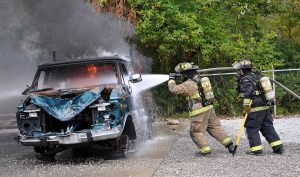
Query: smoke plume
[{"left": 0, "top": 0, "right": 152, "bottom": 113}]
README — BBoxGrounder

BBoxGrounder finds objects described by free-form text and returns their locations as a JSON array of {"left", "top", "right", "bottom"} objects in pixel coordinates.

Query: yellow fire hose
[{"left": 232, "top": 100, "right": 253, "bottom": 156}]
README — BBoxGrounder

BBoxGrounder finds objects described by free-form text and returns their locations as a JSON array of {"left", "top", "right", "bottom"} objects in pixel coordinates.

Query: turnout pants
[
  {"left": 245, "top": 108, "right": 283, "bottom": 152},
  {"left": 190, "top": 108, "right": 232, "bottom": 154}
]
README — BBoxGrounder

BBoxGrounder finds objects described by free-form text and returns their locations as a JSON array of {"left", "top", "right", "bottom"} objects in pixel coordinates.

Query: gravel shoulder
[{"left": 154, "top": 117, "right": 300, "bottom": 177}]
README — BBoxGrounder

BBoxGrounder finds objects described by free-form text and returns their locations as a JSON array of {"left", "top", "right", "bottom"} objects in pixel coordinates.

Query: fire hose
[
  {"left": 197, "top": 67, "right": 300, "bottom": 101},
  {"left": 269, "top": 78, "right": 300, "bottom": 101}
]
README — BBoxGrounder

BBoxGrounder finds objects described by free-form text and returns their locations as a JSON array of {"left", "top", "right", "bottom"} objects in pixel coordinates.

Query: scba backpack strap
[
  {"left": 240, "top": 74, "right": 268, "bottom": 104},
  {"left": 192, "top": 78, "right": 210, "bottom": 107}
]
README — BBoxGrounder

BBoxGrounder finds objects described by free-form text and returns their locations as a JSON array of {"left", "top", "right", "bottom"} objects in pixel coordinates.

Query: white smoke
[
  {"left": 20, "top": 32, "right": 41, "bottom": 63},
  {"left": 0, "top": 1, "right": 156, "bottom": 145},
  {"left": 96, "top": 47, "right": 118, "bottom": 57}
]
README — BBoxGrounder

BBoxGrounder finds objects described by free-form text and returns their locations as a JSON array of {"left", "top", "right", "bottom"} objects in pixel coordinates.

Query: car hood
[{"left": 30, "top": 85, "right": 105, "bottom": 121}]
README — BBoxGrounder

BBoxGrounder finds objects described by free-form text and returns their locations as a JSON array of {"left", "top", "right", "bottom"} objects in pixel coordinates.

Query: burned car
[{"left": 16, "top": 56, "right": 142, "bottom": 161}]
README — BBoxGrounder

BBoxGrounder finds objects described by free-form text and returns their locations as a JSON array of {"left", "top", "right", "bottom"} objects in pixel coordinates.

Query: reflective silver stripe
[{"left": 189, "top": 105, "right": 213, "bottom": 117}]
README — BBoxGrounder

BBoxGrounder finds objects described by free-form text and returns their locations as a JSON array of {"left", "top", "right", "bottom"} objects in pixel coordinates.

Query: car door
[{"left": 118, "top": 62, "right": 133, "bottom": 112}]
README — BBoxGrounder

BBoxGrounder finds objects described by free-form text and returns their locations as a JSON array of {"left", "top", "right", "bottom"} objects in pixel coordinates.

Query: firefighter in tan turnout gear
[
  {"left": 168, "top": 62, "right": 234, "bottom": 155},
  {"left": 233, "top": 59, "right": 284, "bottom": 155}
]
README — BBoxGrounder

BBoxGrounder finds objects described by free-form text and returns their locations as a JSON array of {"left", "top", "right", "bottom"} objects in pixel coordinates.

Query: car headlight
[
  {"left": 28, "top": 112, "right": 38, "bottom": 118},
  {"left": 89, "top": 103, "right": 111, "bottom": 111},
  {"left": 97, "top": 106, "right": 106, "bottom": 111},
  {"left": 20, "top": 108, "right": 41, "bottom": 119}
]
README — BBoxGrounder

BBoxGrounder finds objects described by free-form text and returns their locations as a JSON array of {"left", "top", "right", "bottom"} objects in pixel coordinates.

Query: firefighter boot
[
  {"left": 246, "top": 150, "right": 264, "bottom": 156},
  {"left": 273, "top": 145, "right": 284, "bottom": 154},
  {"left": 195, "top": 151, "right": 212, "bottom": 157},
  {"left": 195, "top": 146, "right": 212, "bottom": 157}
]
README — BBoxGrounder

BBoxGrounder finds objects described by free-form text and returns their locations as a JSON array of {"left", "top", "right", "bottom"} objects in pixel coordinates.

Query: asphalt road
[
  {"left": 0, "top": 121, "right": 187, "bottom": 177},
  {"left": 0, "top": 117, "right": 300, "bottom": 177}
]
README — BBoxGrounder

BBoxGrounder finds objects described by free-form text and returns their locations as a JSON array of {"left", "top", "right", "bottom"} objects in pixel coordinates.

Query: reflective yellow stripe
[
  {"left": 254, "top": 91, "right": 260, "bottom": 95},
  {"left": 221, "top": 137, "right": 232, "bottom": 146},
  {"left": 270, "top": 140, "right": 283, "bottom": 147},
  {"left": 239, "top": 93, "right": 245, "bottom": 98},
  {"left": 189, "top": 105, "right": 213, "bottom": 117},
  {"left": 200, "top": 146, "right": 211, "bottom": 153},
  {"left": 250, "top": 145, "right": 263, "bottom": 152},
  {"left": 251, "top": 106, "right": 269, "bottom": 113},
  {"left": 194, "top": 83, "right": 198, "bottom": 89},
  {"left": 191, "top": 93, "right": 201, "bottom": 99},
  {"left": 187, "top": 93, "right": 201, "bottom": 100}
]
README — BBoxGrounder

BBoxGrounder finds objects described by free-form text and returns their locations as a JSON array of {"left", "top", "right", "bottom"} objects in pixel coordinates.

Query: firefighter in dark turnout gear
[
  {"left": 233, "top": 60, "right": 284, "bottom": 155},
  {"left": 168, "top": 62, "right": 234, "bottom": 155}
]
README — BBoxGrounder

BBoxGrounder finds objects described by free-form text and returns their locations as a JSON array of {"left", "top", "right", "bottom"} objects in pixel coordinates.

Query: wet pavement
[
  {"left": 0, "top": 114, "right": 16, "bottom": 130},
  {"left": 0, "top": 119, "right": 188, "bottom": 177}
]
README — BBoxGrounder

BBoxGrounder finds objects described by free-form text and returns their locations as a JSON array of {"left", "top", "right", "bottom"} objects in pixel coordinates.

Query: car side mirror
[
  {"left": 22, "top": 85, "right": 33, "bottom": 95},
  {"left": 129, "top": 73, "right": 142, "bottom": 83}
]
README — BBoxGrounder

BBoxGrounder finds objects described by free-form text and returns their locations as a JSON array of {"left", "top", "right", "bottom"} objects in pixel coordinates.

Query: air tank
[
  {"left": 200, "top": 77, "right": 214, "bottom": 101},
  {"left": 260, "top": 77, "right": 275, "bottom": 102}
]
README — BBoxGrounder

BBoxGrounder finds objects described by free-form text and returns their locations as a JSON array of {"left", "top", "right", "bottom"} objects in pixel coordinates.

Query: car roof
[{"left": 38, "top": 56, "right": 130, "bottom": 69}]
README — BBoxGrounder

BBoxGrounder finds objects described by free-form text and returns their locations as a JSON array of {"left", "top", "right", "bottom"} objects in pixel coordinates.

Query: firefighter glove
[
  {"left": 243, "top": 105, "right": 251, "bottom": 113},
  {"left": 243, "top": 99, "right": 252, "bottom": 113},
  {"left": 168, "top": 80, "right": 176, "bottom": 87},
  {"left": 227, "top": 143, "right": 235, "bottom": 154},
  {"left": 266, "top": 100, "right": 276, "bottom": 106}
]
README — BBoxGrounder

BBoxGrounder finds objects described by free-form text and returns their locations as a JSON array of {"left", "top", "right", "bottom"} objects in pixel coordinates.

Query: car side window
[
  {"left": 37, "top": 71, "right": 46, "bottom": 89},
  {"left": 120, "top": 63, "right": 128, "bottom": 84}
]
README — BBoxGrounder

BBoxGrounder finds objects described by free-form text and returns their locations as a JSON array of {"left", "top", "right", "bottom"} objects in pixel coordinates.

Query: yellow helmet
[
  {"left": 232, "top": 59, "right": 253, "bottom": 70},
  {"left": 175, "top": 62, "right": 199, "bottom": 73}
]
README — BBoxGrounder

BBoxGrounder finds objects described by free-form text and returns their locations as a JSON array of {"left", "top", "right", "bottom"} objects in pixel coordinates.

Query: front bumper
[{"left": 19, "top": 125, "right": 123, "bottom": 146}]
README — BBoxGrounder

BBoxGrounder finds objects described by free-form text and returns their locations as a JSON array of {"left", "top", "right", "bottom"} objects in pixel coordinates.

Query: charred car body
[{"left": 16, "top": 56, "right": 142, "bottom": 161}]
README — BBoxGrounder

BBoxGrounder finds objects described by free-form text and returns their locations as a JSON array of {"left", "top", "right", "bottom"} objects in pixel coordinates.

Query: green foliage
[
  {"left": 275, "top": 72, "right": 300, "bottom": 114},
  {"left": 210, "top": 76, "right": 243, "bottom": 115},
  {"left": 133, "top": 1, "right": 204, "bottom": 72},
  {"left": 151, "top": 84, "right": 187, "bottom": 116},
  {"left": 129, "top": 0, "right": 300, "bottom": 116}
]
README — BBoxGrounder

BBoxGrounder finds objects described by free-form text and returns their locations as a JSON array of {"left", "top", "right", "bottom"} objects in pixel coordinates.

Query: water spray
[
  {"left": 132, "top": 74, "right": 169, "bottom": 94},
  {"left": 131, "top": 74, "right": 169, "bottom": 141}
]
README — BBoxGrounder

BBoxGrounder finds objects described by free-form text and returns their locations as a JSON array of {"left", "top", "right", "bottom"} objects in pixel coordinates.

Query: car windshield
[{"left": 36, "top": 62, "right": 118, "bottom": 90}]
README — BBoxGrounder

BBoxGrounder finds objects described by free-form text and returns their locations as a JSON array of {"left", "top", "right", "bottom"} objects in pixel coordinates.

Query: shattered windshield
[{"left": 36, "top": 62, "right": 118, "bottom": 90}]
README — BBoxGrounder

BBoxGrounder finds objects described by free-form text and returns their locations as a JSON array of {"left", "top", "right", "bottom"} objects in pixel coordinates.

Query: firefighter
[
  {"left": 233, "top": 59, "right": 284, "bottom": 155},
  {"left": 168, "top": 62, "right": 234, "bottom": 156}
]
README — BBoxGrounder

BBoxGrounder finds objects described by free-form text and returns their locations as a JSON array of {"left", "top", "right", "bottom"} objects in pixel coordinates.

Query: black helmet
[
  {"left": 175, "top": 62, "right": 199, "bottom": 73},
  {"left": 232, "top": 59, "right": 253, "bottom": 70}
]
